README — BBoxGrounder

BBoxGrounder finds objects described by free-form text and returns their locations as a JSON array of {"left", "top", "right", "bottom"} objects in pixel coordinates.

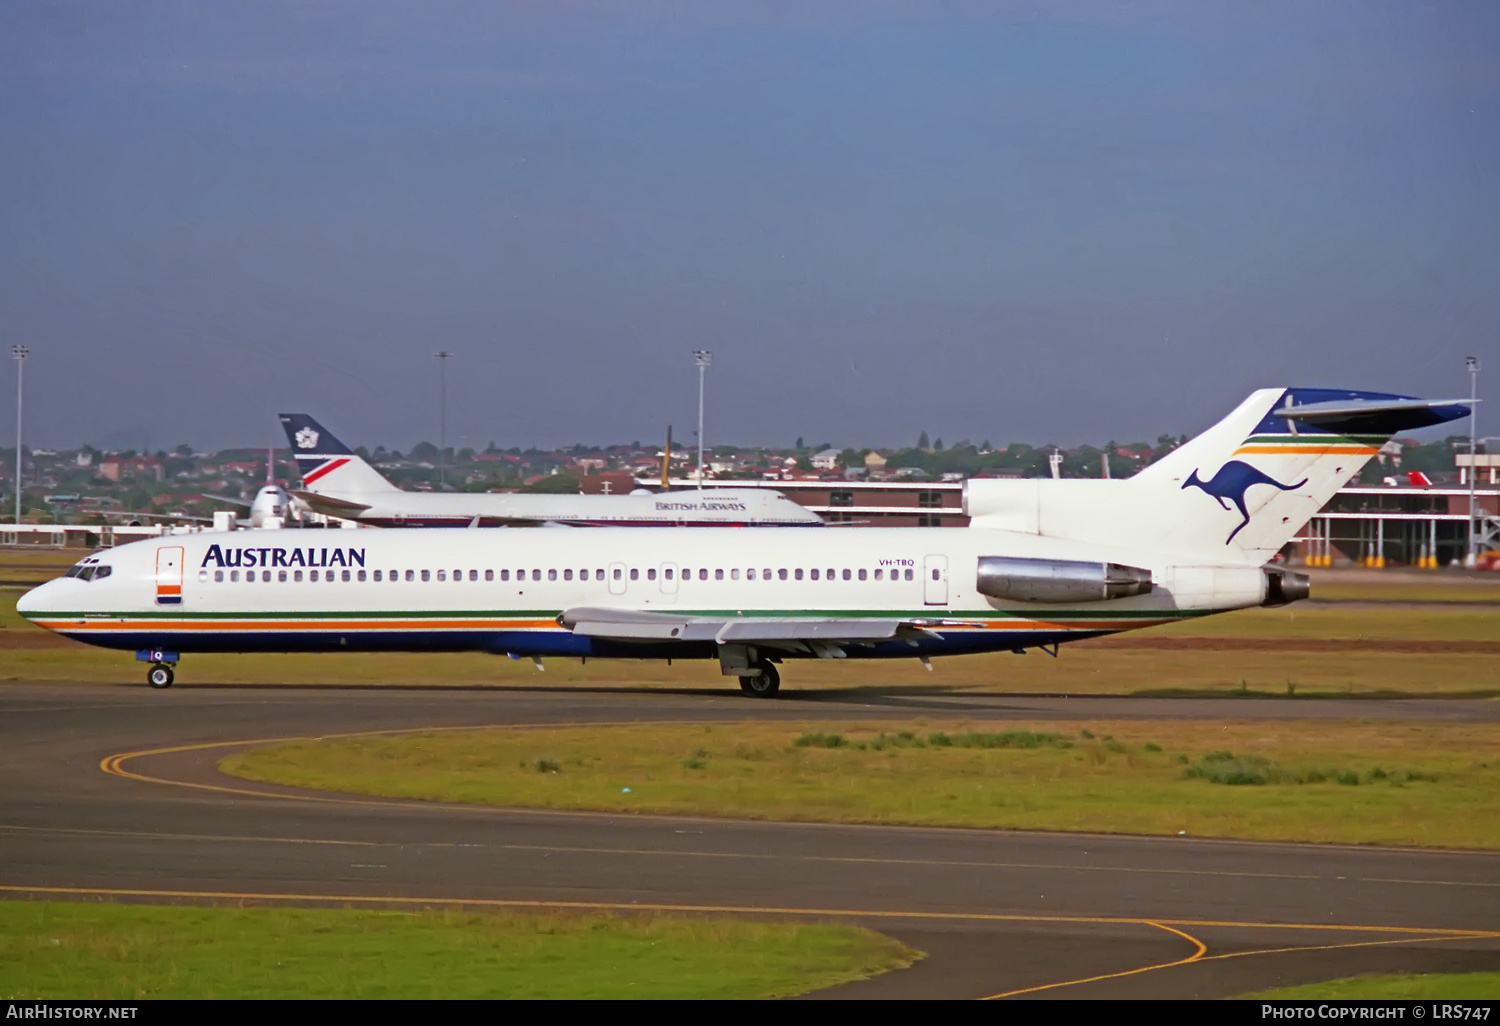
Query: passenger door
[
  {"left": 923, "top": 554, "right": 948, "bottom": 606},
  {"left": 658, "top": 562, "right": 679, "bottom": 604},
  {"left": 608, "top": 561, "right": 628, "bottom": 596},
  {"left": 155, "top": 546, "right": 184, "bottom": 605}
]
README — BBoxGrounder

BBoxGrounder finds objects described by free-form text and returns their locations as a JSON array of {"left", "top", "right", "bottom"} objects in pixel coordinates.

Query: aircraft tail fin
[
  {"left": 277, "top": 414, "right": 399, "bottom": 496},
  {"left": 1131, "top": 388, "right": 1470, "bottom": 562}
]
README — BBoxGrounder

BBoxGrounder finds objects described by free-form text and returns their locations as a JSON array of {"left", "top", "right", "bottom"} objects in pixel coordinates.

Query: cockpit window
[
  {"left": 64, "top": 562, "right": 111, "bottom": 581},
  {"left": 93, "top": 565, "right": 111, "bottom": 580}
]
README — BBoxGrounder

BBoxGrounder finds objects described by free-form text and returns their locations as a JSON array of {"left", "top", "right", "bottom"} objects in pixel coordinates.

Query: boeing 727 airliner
[{"left": 19, "top": 389, "right": 1468, "bottom": 696}]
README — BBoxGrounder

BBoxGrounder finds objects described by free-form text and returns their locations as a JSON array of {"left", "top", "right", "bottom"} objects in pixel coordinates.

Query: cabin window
[
  {"left": 532, "top": 569, "right": 541, "bottom": 581},
  {"left": 596, "top": 568, "right": 604, "bottom": 579},
  {"left": 874, "top": 568, "right": 883, "bottom": 580},
  {"left": 699, "top": 568, "right": 708, "bottom": 581},
  {"left": 293, "top": 570, "right": 303, "bottom": 582},
  {"left": 278, "top": 570, "right": 288, "bottom": 583},
  {"left": 314, "top": 570, "right": 324, "bottom": 582},
  {"left": 579, "top": 569, "right": 589, "bottom": 581},
  {"left": 763, "top": 568, "right": 772, "bottom": 580},
  {"left": 342, "top": 569, "right": 352, "bottom": 582},
  {"left": 630, "top": 568, "right": 639, "bottom": 581},
  {"left": 715, "top": 569, "right": 724, "bottom": 580},
  {"left": 563, "top": 569, "right": 573, "bottom": 581},
  {"left": 730, "top": 569, "right": 740, "bottom": 580},
  {"left": 612, "top": 568, "right": 622, "bottom": 580},
  {"left": 214, "top": 570, "right": 224, "bottom": 582},
  {"left": 746, "top": 569, "right": 755, "bottom": 580},
  {"left": 646, "top": 568, "right": 656, "bottom": 581},
  {"left": 809, "top": 569, "right": 819, "bottom": 580},
  {"left": 437, "top": 570, "right": 447, "bottom": 582},
  {"left": 484, "top": 569, "right": 493, "bottom": 581},
  {"left": 403, "top": 570, "right": 413, "bottom": 582},
  {"left": 665, "top": 568, "right": 674, "bottom": 580},
  {"left": 197, "top": 570, "right": 208, "bottom": 583},
  {"left": 842, "top": 569, "right": 852, "bottom": 580},
  {"left": 932, "top": 569, "right": 940, "bottom": 581},
  {"left": 904, "top": 568, "right": 913, "bottom": 581},
  {"left": 230, "top": 570, "right": 240, "bottom": 582},
  {"left": 420, "top": 570, "right": 430, "bottom": 582},
  {"left": 794, "top": 568, "right": 804, "bottom": 580},
  {"left": 778, "top": 569, "right": 788, "bottom": 581},
  {"left": 357, "top": 570, "right": 367, "bottom": 582},
  {"left": 372, "top": 570, "right": 381, "bottom": 582},
  {"left": 499, "top": 569, "right": 509, "bottom": 581},
  {"left": 546, "top": 569, "right": 555, "bottom": 581},
  {"left": 469, "top": 569, "right": 478, "bottom": 581},
  {"left": 452, "top": 569, "right": 461, "bottom": 581}
]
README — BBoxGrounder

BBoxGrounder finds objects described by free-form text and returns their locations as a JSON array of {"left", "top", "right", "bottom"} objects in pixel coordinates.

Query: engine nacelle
[{"left": 976, "top": 556, "right": 1154, "bottom": 604}]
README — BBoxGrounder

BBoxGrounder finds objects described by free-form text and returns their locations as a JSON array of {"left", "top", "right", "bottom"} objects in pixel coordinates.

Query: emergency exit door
[{"left": 923, "top": 554, "right": 948, "bottom": 606}]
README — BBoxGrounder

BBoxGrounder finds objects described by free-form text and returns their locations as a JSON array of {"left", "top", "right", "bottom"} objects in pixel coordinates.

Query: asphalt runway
[{"left": 2, "top": 680, "right": 1497, "bottom": 999}]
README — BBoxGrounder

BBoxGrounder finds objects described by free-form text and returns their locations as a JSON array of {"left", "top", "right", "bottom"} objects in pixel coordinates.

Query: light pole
[
  {"left": 693, "top": 350, "right": 712, "bottom": 492},
  {"left": 11, "top": 345, "right": 27, "bottom": 527},
  {"left": 1467, "top": 356, "right": 1481, "bottom": 566},
  {"left": 434, "top": 351, "right": 454, "bottom": 490}
]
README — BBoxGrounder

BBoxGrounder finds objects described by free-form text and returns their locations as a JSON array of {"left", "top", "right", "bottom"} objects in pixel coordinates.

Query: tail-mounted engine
[{"left": 976, "top": 556, "right": 1154, "bottom": 604}]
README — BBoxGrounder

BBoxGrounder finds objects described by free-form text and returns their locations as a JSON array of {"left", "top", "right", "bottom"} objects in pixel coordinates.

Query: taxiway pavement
[{"left": 2, "top": 681, "right": 1496, "bottom": 999}]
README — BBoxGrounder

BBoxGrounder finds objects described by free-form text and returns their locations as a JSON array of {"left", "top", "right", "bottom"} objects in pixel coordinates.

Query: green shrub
[
  {"left": 1144, "top": 743, "right": 1163, "bottom": 753},
  {"left": 534, "top": 758, "right": 561, "bottom": 774},
  {"left": 794, "top": 732, "right": 847, "bottom": 749}
]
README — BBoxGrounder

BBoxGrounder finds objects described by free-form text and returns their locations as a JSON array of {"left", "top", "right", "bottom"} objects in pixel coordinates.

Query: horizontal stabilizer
[{"left": 1279, "top": 397, "right": 1471, "bottom": 434}]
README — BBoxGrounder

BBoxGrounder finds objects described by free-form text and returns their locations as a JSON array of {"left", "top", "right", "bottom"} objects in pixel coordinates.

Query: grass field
[
  {"left": 220, "top": 719, "right": 1500, "bottom": 848},
  {"left": 1245, "top": 972, "right": 1500, "bottom": 1000},
  {"left": 0, "top": 901, "right": 915, "bottom": 999}
]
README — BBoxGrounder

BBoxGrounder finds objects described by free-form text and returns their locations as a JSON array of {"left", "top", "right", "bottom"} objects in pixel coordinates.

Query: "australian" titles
[{"left": 200, "top": 544, "right": 366, "bottom": 569}]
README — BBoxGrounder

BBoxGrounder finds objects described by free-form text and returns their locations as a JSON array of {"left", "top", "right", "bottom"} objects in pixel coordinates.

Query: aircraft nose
[{"left": 15, "top": 581, "right": 55, "bottom": 620}]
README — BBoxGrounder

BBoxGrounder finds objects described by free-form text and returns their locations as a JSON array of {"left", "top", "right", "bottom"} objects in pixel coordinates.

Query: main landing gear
[
  {"left": 147, "top": 664, "right": 175, "bottom": 689},
  {"left": 739, "top": 661, "right": 780, "bottom": 698}
]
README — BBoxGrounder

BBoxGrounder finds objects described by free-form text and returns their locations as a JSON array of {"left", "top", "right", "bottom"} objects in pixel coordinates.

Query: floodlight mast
[
  {"left": 1467, "top": 356, "right": 1481, "bottom": 566},
  {"left": 693, "top": 350, "right": 712, "bottom": 492},
  {"left": 435, "top": 351, "right": 454, "bottom": 490},
  {"left": 11, "top": 345, "right": 27, "bottom": 527}
]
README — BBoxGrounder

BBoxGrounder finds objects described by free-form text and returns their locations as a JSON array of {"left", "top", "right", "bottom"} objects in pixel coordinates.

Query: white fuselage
[
  {"left": 18, "top": 526, "right": 1269, "bottom": 662},
  {"left": 301, "top": 487, "right": 824, "bottom": 528}
]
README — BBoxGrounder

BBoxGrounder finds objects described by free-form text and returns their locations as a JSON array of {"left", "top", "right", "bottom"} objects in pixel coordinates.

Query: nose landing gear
[{"left": 136, "top": 650, "right": 179, "bottom": 689}]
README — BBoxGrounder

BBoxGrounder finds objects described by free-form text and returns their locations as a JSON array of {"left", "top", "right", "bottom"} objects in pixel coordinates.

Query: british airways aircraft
[
  {"left": 18, "top": 389, "right": 1467, "bottom": 696},
  {"left": 279, "top": 414, "right": 822, "bottom": 528}
]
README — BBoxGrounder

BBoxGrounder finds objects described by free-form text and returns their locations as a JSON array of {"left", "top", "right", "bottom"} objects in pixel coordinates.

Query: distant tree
[
  {"left": 174, "top": 444, "right": 192, "bottom": 458},
  {"left": 980, "top": 439, "right": 993, "bottom": 451},
  {"left": 933, "top": 437, "right": 944, "bottom": 451},
  {"left": 354, "top": 446, "right": 371, "bottom": 460},
  {"left": 796, "top": 455, "right": 813, "bottom": 471},
  {"left": 795, "top": 436, "right": 805, "bottom": 450},
  {"left": 520, "top": 473, "right": 581, "bottom": 494},
  {"left": 410, "top": 441, "right": 438, "bottom": 462},
  {"left": 917, "top": 431, "right": 930, "bottom": 450}
]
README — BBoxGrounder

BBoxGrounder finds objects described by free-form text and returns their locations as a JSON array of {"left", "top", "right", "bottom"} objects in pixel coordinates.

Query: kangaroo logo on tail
[{"left": 1184, "top": 461, "right": 1309, "bottom": 544}]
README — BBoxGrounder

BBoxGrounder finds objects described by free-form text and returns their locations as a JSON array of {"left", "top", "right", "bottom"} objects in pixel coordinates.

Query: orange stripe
[
  {"left": 37, "top": 617, "right": 1170, "bottom": 634},
  {"left": 1233, "top": 444, "right": 1377, "bottom": 456},
  {"left": 155, "top": 585, "right": 182, "bottom": 596}
]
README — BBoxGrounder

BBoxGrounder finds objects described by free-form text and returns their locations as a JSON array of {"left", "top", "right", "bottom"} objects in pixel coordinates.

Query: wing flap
[{"left": 559, "top": 607, "right": 946, "bottom": 644}]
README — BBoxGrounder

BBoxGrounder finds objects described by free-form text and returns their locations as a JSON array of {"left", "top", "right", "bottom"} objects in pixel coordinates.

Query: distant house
[
  {"left": 863, "top": 451, "right": 888, "bottom": 472},
  {"left": 810, "top": 451, "right": 840, "bottom": 471}
]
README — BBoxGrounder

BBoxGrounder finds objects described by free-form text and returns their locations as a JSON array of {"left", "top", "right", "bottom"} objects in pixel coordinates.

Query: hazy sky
[{"left": 2, "top": 2, "right": 1496, "bottom": 453}]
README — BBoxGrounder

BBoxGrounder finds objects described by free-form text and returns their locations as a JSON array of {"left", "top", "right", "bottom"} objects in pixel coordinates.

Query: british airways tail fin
[
  {"left": 278, "top": 414, "right": 399, "bottom": 496},
  {"left": 965, "top": 388, "right": 1470, "bottom": 566}
]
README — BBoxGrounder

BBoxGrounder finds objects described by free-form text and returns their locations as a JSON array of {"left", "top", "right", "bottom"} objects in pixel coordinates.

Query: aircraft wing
[
  {"left": 290, "top": 490, "right": 373, "bottom": 517},
  {"left": 558, "top": 606, "right": 972, "bottom": 653}
]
